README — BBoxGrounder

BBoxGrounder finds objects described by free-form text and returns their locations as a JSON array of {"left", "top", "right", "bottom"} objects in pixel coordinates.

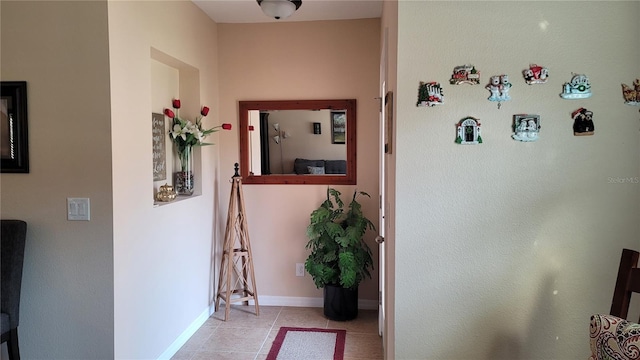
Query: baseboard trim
[
  {"left": 157, "top": 307, "right": 210, "bottom": 360},
  {"left": 247, "top": 295, "right": 378, "bottom": 310}
]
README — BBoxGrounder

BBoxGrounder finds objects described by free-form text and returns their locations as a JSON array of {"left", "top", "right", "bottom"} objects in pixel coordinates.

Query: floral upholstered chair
[
  {"left": 590, "top": 248, "right": 640, "bottom": 360},
  {"left": 590, "top": 314, "right": 640, "bottom": 360}
]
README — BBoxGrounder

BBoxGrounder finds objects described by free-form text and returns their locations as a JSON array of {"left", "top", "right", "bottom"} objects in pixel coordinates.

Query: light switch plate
[{"left": 67, "top": 198, "right": 90, "bottom": 221}]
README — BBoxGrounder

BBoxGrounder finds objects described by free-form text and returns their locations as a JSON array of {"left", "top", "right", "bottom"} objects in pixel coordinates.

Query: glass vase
[{"left": 174, "top": 145, "right": 194, "bottom": 195}]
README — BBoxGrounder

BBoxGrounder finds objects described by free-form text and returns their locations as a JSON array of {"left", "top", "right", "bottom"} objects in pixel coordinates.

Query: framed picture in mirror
[{"left": 331, "top": 111, "right": 346, "bottom": 144}]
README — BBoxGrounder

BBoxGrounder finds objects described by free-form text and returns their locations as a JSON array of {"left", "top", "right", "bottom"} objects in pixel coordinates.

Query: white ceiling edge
[{"left": 192, "top": 0, "right": 383, "bottom": 24}]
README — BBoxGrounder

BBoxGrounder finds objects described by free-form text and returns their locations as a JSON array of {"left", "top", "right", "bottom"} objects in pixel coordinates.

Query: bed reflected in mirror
[{"left": 239, "top": 99, "right": 356, "bottom": 185}]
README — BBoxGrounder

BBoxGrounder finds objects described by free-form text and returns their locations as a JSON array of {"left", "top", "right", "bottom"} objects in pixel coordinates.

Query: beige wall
[
  {"left": 217, "top": 19, "right": 381, "bottom": 303},
  {"left": 394, "top": 1, "right": 640, "bottom": 359},
  {"left": 266, "top": 110, "right": 347, "bottom": 174},
  {"left": 107, "top": 1, "right": 220, "bottom": 358},
  {"left": 1, "top": 3, "right": 381, "bottom": 358},
  {"left": 0, "top": 1, "right": 114, "bottom": 358}
]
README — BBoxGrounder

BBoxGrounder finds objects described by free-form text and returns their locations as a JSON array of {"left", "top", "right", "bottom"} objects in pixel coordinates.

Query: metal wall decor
[
  {"left": 523, "top": 64, "right": 549, "bottom": 84},
  {"left": 486, "top": 74, "right": 512, "bottom": 104},
  {"left": 512, "top": 114, "right": 540, "bottom": 142},
  {"left": 621, "top": 79, "right": 640, "bottom": 106},
  {"left": 416, "top": 81, "right": 444, "bottom": 107},
  {"left": 572, "top": 108, "right": 594, "bottom": 136},
  {"left": 450, "top": 65, "right": 480, "bottom": 85},
  {"left": 455, "top": 117, "right": 482, "bottom": 144},
  {"left": 560, "top": 73, "right": 592, "bottom": 99}
]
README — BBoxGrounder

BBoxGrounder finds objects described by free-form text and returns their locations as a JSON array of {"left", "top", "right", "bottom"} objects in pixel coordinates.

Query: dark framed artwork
[
  {"left": 1, "top": 81, "right": 29, "bottom": 173},
  {"left": 331, "top": 111, "right": 346, "bottom": 144}
]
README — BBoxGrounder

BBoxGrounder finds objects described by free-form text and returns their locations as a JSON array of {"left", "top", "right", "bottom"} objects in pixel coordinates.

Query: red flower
[
  {"left": 248, "top": 125, "right": 255, "bottom": 131},
  {"left": 222, "top": 123, "right": 232, "bottom": 130},
  {"left": 172, "top": 99, "right": 181, "bottom": 109},
  {"left": 200, "top": 106, "right": 210, "bottom": 116},
  {"left": 164, "top": 108, "right": 175, "bottom": 118}
]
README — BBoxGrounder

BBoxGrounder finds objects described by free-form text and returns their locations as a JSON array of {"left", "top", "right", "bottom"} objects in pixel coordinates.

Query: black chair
[
  {"left": 1, "top": 220, "right": 27, "bottom": 360},
  {"left": 610, "top": 248, "right": 640, "bottom": 322}
]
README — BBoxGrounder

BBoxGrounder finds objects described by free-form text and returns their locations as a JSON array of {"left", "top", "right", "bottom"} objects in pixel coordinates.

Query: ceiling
[{"left": 192, "top": 0, "right": 383, "bottom": 24}]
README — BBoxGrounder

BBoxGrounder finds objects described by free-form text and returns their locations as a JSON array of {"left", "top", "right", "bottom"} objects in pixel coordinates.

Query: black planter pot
[{"left": 323, "top": 284, "right": 358, "bottom": 321}]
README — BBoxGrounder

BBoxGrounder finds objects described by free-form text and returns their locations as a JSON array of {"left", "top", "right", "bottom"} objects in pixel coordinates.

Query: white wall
[
  {"left": 394, "top": 1, "right": 640, "bottom": 359},
  {"left": 380, "top": 1, "right": 398, "bottom": 358},
  {"left": 0, "top": 1, "right": 114, "bottom": 358},
  {"left": 107, "top": 2, "right": 220, "bottom": 358}
]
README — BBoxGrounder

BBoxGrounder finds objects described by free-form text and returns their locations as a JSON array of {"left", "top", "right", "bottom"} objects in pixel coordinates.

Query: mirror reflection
[
  {"left": 248, "top": 109, "right": 346, "bottom": 175},
  {"left": 239, "top": 99, "right": 356, "bottom": 185}
]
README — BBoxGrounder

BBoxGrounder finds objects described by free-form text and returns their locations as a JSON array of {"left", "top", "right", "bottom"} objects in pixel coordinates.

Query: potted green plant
[{"left": 304, "top": 188, "right": 375, "bottom": 321}]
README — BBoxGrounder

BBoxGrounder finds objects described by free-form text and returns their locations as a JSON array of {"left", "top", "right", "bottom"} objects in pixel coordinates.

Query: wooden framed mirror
[{"left": 239, "top": 99, "right": 356, "bottom": 185}]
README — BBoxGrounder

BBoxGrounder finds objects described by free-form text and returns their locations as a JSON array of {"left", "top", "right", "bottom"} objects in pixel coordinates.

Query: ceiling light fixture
[{"left": 256, "top": 0, "right": 302, "bottom": 20}]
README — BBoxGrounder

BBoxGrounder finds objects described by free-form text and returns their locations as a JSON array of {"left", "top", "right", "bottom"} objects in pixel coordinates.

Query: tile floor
[{"left": 171, "top": 305, "right": 383, "bottom": 360}]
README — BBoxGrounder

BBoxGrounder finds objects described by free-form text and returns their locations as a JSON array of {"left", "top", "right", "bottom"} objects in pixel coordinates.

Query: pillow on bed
[{"left": 307, "top": 166, "right": 325, "bottom": 175}]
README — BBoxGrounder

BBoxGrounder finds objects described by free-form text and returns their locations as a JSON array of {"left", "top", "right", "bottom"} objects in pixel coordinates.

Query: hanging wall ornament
[
  {"left": 455, "top": 117, "right": 482, "bottom": 144},
  {"left": 512, "top": 114, "right": 540, "bottom": 142},
  {"left": 560, "top": 73, "right": 592, "bottom": 99},
  {"left": 572, "top": 108, "right": 594, "bottom": 136},
  {"left": 621, "top": 79, "right": 640, "bottom": 106},
  {"left": 449, "top": 64, "right": 480, "bottom": 85},
  {"left": 486, "top": 74, "right": 512, "bottom": 108},
  {"left": 416, "top": 81, "right": 444, "bottom": 107},
  {"left": 522, "top": 64, "right": 549, "bottom": 84}
]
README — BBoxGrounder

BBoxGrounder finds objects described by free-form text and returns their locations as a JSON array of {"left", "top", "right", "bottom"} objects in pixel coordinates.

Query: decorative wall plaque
[
  {"left": 455, "top": 117, "right": 482, "bottom": 145},
  {"left": 152, "top": 112, "right": 166, "bottom": 181}
]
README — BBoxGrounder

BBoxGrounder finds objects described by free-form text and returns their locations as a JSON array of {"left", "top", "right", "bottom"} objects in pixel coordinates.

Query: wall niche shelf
[{"left": 150, "top": 47, "right": 202, "bottom": 205}]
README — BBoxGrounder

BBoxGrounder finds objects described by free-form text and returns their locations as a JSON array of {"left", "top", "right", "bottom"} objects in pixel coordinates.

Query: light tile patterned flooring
[{"left": 171, "top": 305, "right": 383, "bottom": 360}]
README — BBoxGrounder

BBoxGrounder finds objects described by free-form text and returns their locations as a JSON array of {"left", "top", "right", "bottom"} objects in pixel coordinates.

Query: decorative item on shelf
[
  {"left": 512, "top": 114, "right": 540, "bottom": 142},
  {"left": 522, "top": 64, "right": 549, "bottom": 85},
  {"left": 449, "top": 64, "right": 480, "bottom": 85},
  {"left": 256, "top": 0, "right": 301, "bottom": 20},
  {"left": 572, "top": 108, "right": 594, "bottom": 136},
  {"left": 165, "top": 99, "right": 232, "bottom": 195},
  {"left": 455, "top": 117, "right": 482, "bottom": 145},
  {"left": 621, "top": 79, "right": 640, "bottom": 107},
  {"left": 560, "top": 73, "right": 592, "bottom": 99},
  {"left": 486, "top": 74, "right": 512, "bottom": 109},
  {"left": 156, "top": 183, "right": 177, "bottom": 202},
  {"left": 174, "top": 144, "right": 194, "bottom": 195},
  {"left": 416, "top": 81, "right": 444, "bottom": 107},
  {"left": 152, "top": 113, "right": 167, "bottom": 181}
]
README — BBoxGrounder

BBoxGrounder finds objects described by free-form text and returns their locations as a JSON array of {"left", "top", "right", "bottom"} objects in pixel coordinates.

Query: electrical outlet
[{"left": 296, "top": 263, "right": 305, "bottom": 277}]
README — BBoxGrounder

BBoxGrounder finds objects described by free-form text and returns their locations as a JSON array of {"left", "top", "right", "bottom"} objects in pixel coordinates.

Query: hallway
[{"left": 171, "top": 305, "right": 383, "bottom": 359}]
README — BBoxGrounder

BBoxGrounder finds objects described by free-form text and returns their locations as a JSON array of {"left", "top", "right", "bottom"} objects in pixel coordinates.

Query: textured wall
[
  {"left": 0, "top": 1, "right": 114, "bottom": 358},
  {"left": 107, "top": 1, "right": 220, "bottom": 358},
  {"left": 394, "top": 1, "right": 640, "bottom": 359}
]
